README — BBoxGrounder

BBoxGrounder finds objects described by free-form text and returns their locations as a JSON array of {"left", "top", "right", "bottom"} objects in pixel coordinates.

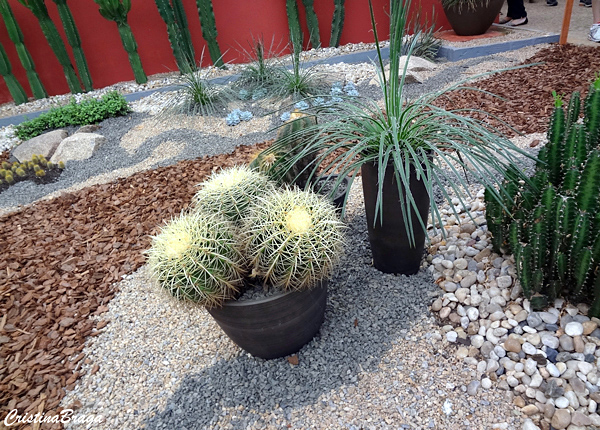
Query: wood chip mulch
[
  {"left": 1, "top": 43, "right": 599, "bottom": 429},
  {"left": 435, "top": 44, "right": 600, "bottom": 135},
  {"left": 0, "top": 142, "right": 268, "bottom": 429}
]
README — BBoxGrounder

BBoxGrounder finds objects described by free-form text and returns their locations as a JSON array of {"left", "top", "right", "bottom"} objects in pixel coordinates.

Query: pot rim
[{"left": 218, "top": 280, "right": 328, "bottom": 308}]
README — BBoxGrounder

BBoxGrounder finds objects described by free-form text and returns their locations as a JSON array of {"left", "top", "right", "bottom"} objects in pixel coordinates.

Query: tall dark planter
[
  {"left": 361, "top": 161, "right": 430, "bottom": 275},
  {"left": 442, "top": 0, "right": 504, "bottom": 36},
  {"left": 206, "top": 281, "right": 327, "bottom": 359}
]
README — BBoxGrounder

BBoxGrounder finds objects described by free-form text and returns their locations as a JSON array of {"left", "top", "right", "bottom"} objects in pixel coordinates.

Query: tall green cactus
[
  {"left": 154, "top": 0, "right": 195, "bottom": 74},
  {"left": 286, "top": 0, "right": 303, "bottom": 54},
  {"left": 330, "top": 0, "right": 345, "bottom": 47},
  {"left": 301, "top": 0, "right": 320, "bottom": 48},
  {"left": 195, "top": 0, "right": 223, "bottom": 68},
  {"left": 0, "top": 42, "right": 27, "bottom": 104},
  {"left": 51, "top": 0, "right": 93, "bottom": 91},
  {"left": 250, "top": 110, "right": 317, "bottom": 188},
  {"left": 94, "top": 0, "right": 147, "bottom": 84},
  {"left": 18, "top": 0, "right": 83, "bottom": 94},
  {"left": 0, "top": 0, "right": 46, "bottom": 99},
  {"left": 485, "top": 76, "right": 600, "bottom": 316}
]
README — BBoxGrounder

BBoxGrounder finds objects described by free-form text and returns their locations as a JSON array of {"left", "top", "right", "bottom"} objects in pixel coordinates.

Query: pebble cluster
[{"left": 428, "top": 187, "right": 600, "bottom": 430}]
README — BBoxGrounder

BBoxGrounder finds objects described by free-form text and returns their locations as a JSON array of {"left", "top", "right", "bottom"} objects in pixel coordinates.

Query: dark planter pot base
[
  {"left": 442, "top": 0, "right": 504, "bottom": 36},
  {"left": 207, "top": 281, "right": 328, "bottom": 359}
]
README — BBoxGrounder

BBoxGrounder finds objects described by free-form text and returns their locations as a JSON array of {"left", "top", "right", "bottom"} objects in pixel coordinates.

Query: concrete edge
[{"left": 437, "top": 33, "right": 560, "bottom": 61}]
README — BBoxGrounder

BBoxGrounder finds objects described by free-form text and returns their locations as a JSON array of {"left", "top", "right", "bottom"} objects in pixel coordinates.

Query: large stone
[
  {"left": 551, "top": 409, "right": 571, "bottom": 429},
  {"left": 50, "top": 132, "right": 106, "bottom": 164},
  {"left": 12, "top": 129, "right": 67, "bottom": 162},
  {"left": 370, "top": 56, "right": 437, "bottom": 86}
]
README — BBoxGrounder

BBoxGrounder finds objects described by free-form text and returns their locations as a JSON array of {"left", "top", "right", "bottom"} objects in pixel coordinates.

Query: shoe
[
  {"left": 581, "top": 0, "right": 592, "bottom": 6},
  {"left": 547, "top": 0, "right": 558, "bottom": 5},
  {"left": 499, "top": 16, "right": 513, "bottom": 24},
  {"left": 590, "top": 23, "right": 600, "bottom": 42},
  {"left": 508, "top": 17, "right": 528, "bottom": 26}
]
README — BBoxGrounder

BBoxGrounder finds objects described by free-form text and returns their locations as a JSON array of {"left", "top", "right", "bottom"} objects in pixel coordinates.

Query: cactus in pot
[
  {"left": 242, "top": 187, "right": 345, "bottom": 291},
  {"left": 147, "top": 210, "right": 246, "bottom": 308},
  {"left": 192, "top": 165, "right": 274, "bottom": 223}
]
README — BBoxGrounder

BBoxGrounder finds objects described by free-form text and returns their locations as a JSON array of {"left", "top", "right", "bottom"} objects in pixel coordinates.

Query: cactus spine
[
  {"left": 94, "top": 0, "right": 147, "bottom": 84},
  {"left": 154, "top": 0, "right": 195, "bottom": 74},
  {"left": 195, "top": 0, "right": 223, "bottom": 68},
  {"left": 286, "top": 0, "right": 303, "bottom": 55},
  {"left": 51, "top": 0, "right": 93, "bottom": 91},
  {"left": 301, "top": 0, "right": 320, "bottom": 48},
  {"left": 0, "top": 0, "right": 46, "bottom": 99},
  {"left": 485, "top": 76, "right": 600, "bottom": 316},
  {"left": 329, "top": 0, "right": 345, "bottom": 47},
  {"left": 0, "top": 42, "right": 27, "bottom": 104},
  {"left": 18, "top": 0, "right": 83, "bottom": 94}
]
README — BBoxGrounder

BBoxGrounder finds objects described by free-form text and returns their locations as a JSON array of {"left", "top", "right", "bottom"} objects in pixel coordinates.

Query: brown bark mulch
[
  {"left": 436, "top": 44, "right": 600, "bottom": 135},
  {"left": 0, "top": 142, "right": 268, "bottom": 429},
  {"left": 1, "top": 43, "right": 599, "bottom": 429}
]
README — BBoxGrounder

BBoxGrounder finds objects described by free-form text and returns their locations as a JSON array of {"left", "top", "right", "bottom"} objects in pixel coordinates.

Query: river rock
[
  {"left": 50, "top": 132, "right": 106, "bottom": 164},
  {"left": 12, "top": 129, "right": 67, "bottom": 162}
]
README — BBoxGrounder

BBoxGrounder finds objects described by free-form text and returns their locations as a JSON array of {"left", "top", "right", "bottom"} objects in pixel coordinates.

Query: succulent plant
[
  {"left": 147, "top": 211, "right": 246, "bottom": 308},
  {"left": 485, "top": 77, "right": 600, "bottom": 314},
  {"left": 15, "top": 167, "right": 25, "bottom": 177},
  {"left": 250, "top": 110, "right": 317, "bottom": 188},
  {"left": 35, "top": 169, "right": 45, "bottom": 177},
  {"left": 242, "top": 188, "right": 345, "bottom": 291},
  {"left": 1, "top": 161, "right": 9, "bottom": 169},
  {"left": 5, "top": 173, "right": 14, "bottom": 184},
  {"left": 192, "top": 165, "right": 273, "bottom": 223},
  {"left": 58, "top": 161, "right": 65, "bottom": 169}
]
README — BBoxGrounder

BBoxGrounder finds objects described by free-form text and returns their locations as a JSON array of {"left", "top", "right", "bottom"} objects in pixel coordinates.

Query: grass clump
[{"left": 15, "top": 91, "right": 130, "bottom": 140}]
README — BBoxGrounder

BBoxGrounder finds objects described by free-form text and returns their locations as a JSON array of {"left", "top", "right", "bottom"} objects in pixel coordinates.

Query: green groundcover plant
[{"left": 15, "top": 91, "right": 130, "bottom": 140}]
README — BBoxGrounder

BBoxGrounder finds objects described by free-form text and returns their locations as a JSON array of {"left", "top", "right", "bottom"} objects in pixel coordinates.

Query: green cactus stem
[
  {"left": 286, "top": 0, "right": 303, "bottom": 54},
  {"left": 0, "top": 42, "right": 28, "bottom": 104},
  {"left": 172, "top": 0, "right": 194, "bottom": 64},
  {"left": 566, "top": 91, "right": 580, "bottom": 129},
  {"left": 585, "top": 78, "right": 600, "bottom": 147},
  {"left": 575, "top": 150, "right": 600, "bottom": 214},
  {"left": 0, "top": 0, "right": 47, "bottom": 99},
  {"left": 195, "top": 0, "right": 223, "bottom": 68},
  {"left": 301, "top": 0, "right": 320, "bottom": 48},
  {"left": 94, "top": 0, "right": 147, "bottom": 84},
  {"left": 329, "top": 0, "right": 345, "bottom": 47},
  {"left": 154, "top": 0, "right": 195, "bottom": 74},
  {"left": 51, "top": 0, "right": 93, "bottom": 92},
  {"left": 18, "top": 0, "right": 83, "bottom": 94}
]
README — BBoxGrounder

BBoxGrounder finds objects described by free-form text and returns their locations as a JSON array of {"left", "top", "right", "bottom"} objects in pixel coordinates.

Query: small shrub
[
  {"left": 485, "top": 77, "right": 600, "bottom": 315},
  {"left": 15, "top": 91, "right": 130, "bottom": 140}
]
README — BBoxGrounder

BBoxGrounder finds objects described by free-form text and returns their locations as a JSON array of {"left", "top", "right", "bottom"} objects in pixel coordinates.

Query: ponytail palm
[{"left": 262, "top": 0, "right": 534, "bottom": 246}]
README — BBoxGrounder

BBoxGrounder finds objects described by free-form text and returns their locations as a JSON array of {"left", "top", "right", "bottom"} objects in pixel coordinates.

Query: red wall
[{"left": 0, "top": 0, "right": 450, "bottom": 105}]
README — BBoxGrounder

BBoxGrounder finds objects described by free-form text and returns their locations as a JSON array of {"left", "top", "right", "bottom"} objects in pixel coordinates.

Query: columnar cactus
[
  {"left": 51, "top": 0, "right": 93, "bottom": 91},
  {"left": 154, "top": 0, "right": 195, "bottom": 74},
  {"left": 250, "top": 110, "right": 317, "bottom": 188},
  {"left": 485, "top": 76, "right": 600, "bottom": 315},
  {"left": 242, "top": 188, "right": 345, "bottom": 291},
  {"left": 195, "top": 0, "right": 223, "bottom": 67},
  {"left": 0, "top": 42, "right": 28, "bottom": 105},
  {"left": 329, "top": 0, "right": 346, "bottom": 47},
  {"left": 301, "top": 0, "right": 321, "bottom": 48},
  {"left": 18, "top": 0, "right": 83, "bottom": 93},
  {"left": 0, "top": 0, "right": 47, "bottom": 99},
  {"left": 192, "top": 166, "right": 273, "bottom": 223},
  {"left": 147, "top": 211, "right": 245, "bottom": 307},
  {"left": 286, "top": 0, "right": 303, "bottom": 54},
  {"left": 94, "top": 0, "right": 147, "bottom": 84}
]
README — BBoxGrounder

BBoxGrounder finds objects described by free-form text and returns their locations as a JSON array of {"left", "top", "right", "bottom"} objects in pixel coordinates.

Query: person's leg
[
  {"left": 591, "top": 0, "right": 600, "bottom": 41},
  {"left": 508, "top": 0, "right": 527, "bottom": 18}
]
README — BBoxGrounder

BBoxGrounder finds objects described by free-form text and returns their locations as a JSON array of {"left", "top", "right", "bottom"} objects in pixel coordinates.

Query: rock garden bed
[{"left": 1, "top": 43, "right": 600, "bottom": 430}]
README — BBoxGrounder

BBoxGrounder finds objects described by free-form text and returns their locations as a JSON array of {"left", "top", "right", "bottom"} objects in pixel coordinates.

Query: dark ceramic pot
[
  {"left": 206, "top": 281, "right": 328, "bottom": 359},
  {"left": 442, "top": 0, "right": 504, "bottom": 36},
  {"left": 361, "top": 161, "right": 430, "bottom": 275},
  {"left": 314, "top": 174, "right": 350, "bottom": 209}
]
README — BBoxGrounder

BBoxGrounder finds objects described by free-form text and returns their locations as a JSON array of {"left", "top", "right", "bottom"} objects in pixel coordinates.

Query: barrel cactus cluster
[
  {"left": 0, "top": 155, "right": 64, "bottom": 187},
  {"left": 485, "top": 77, "right": 600, "bottom": 315},
  {"left": 147, "top": 165, "right": 345, "bottom": 308}
]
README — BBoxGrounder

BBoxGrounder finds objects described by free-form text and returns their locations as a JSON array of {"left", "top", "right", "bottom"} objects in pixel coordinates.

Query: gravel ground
[{"left": 60, "top": 180, "right": 522, "bottom": 430}]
